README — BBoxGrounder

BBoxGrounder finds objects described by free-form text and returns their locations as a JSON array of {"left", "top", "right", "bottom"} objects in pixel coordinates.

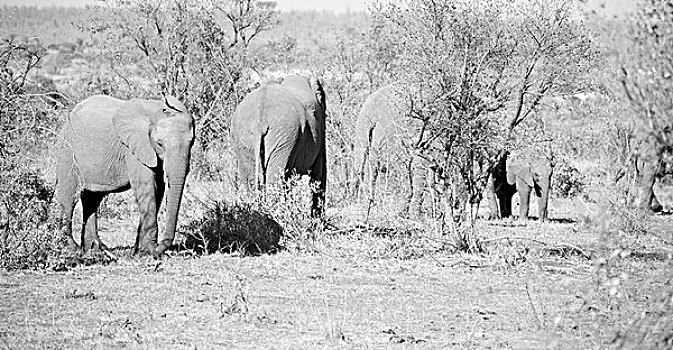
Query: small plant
[
  {"left": 0, "top": 34, "right": 68, "bottom": 270},
  {"left": 0, "top": 164, "right": 68, "bottom": 270},
  {"left": 553, "top": 160, "right": 586, "bottom": 198},
  {"left": 181, "top": 175, "right": 323, "bottom": 255},
  {"left": 182, "top": 200, "right": 282, "bottom": 255},
  {"left": 254, "top": 175, "right": 324, "bottom": 248}
]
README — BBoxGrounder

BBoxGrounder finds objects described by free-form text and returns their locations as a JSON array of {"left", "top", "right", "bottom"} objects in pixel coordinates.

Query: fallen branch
[{"left": 480, "top": 235, "right": 592, "bottom": 259}]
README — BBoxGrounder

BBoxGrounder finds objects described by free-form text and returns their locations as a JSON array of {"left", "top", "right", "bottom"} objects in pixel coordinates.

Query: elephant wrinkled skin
[
  {"left": 488, "top": 153, "right": 553, "bottom": 221},
  {"left": 55, "top": 95, "right": 195, "bottom": 257},
  {"left": 230, "top": 74, "right": 327, "bottom": 216}
]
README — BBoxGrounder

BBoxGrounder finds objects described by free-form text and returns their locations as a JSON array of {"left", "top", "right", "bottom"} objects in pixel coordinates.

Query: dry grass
[{"left": 1, "top": 181, "right": 671, "bottom": 349}]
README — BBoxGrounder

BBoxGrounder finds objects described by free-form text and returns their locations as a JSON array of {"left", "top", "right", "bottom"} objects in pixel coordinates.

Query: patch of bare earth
[{"left": 1, "top": 197, "right": 670, "bottom": 349}]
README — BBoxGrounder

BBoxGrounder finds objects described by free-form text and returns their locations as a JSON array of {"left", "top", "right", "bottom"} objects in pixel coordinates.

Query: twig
[
  {"left": 102, "top": 248, "right": 118, "bottom": 262},
  {"left": 480, "top": 235, "right": 548, "bottom": 245},
  {"left": 525, "top": 283, "right": 545, "bottom": 330},
  {"left": 481, "top": 235, "right": 591, "bottom": 259}
]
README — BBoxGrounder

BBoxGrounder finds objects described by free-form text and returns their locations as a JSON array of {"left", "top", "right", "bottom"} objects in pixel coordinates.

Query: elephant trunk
[
  {"left": 538, "top": 184, "right": 550, "bottom": 222},
  {"left": 156, "top": 147, "right": 190, "bottom": 255}
]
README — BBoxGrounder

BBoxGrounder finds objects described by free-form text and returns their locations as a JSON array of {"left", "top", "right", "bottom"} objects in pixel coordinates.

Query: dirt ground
[{"left": 1, "top": 196, "right": 672, "bottom": 349}]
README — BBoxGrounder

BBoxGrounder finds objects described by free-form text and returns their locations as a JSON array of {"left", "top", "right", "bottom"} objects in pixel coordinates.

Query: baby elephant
[
  {"left": 489, "top": 152, "right": 553, "bottom": 221},
  {"left": 55, "top": 95, "right": 194, "bottom": 257}
]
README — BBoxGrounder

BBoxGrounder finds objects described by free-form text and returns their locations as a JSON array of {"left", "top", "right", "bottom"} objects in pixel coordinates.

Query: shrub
[
  {"left": 553, "top": 160, "right": 586, "bottom": 198},
  {"left": 181, "top": 175, "right": 323, "bottom": 255},
  {"left": 0, "top": 163, "right": 67, "bottom": 270},
  {"left": 0, "top": 35, "right": 67, "bottom": 270},
  {"left": 183, "top": 200, "right": 282, "bottom": 255}
]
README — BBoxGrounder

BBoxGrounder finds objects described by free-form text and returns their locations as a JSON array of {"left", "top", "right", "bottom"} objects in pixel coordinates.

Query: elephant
[
  {"left": 488, "top": 152, "right": 553, "bottom": 221},
  {"left": 55, "top": 94, "right": 194, "bottom": 257},
  {"left": 628, "top": 127, "right": 673, "bottom": 213},
  {"left": 353, "top": 85, "right": 426, "bottom": 216},
  {"left": 230, "top": 74, "right": 327, "bottom": 217}
]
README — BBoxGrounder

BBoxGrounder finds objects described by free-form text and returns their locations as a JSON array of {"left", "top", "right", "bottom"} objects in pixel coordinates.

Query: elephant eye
[{"left": 156, "top": 140, "right": 165, "bottom": 149}]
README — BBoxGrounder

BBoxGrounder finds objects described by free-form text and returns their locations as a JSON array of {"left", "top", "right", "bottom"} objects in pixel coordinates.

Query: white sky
[
  {"left": 0, "top": 0, "right": 638, "bottom": 15},
  {"left": 0, "top": 0, "right": 368, "bottom": 12}
]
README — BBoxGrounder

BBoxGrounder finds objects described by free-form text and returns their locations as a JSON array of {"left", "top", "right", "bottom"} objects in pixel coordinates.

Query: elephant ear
[
  {"left": 520, "top": 168, "right": 535, "bottom": 187},
  {"left": 112, "top": 100, "right": 157, "bottom": 168},
  {"left": 309, "top": 76, "right": 326, "bottom": 110}
]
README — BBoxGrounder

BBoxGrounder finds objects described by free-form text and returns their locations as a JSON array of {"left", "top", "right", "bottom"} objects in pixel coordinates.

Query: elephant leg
[
  {"left": 401, "top": 156, "right": 414, "bottom": 216},
  {"left": 365, "top": 159, "right": 381, "bottom": 221},
  {"left": 309, "top": 149, "right": 327, "bottom": 218},
  {"left": 535, "top": 183, "right": 550, "bottom": 222},
  {"left": 487, "top": 175, "right": 500, "bottom": 220},
  {"left": 55, "top": 182, "right": 78, "bottom": 250},
  {"left": 265, "top": 149, "right": 290, "bottom": 187},
  {"left": 517, "top": 179, "right": 532, "bottom": 221},
  {"left": 80, "top": 190, "right": 106, "bottom": 253},
  {"left": 651, "top": 194, "right": 663, "bottom": 213},
  {"left": 499, "top": 192, "right": 513, "bottom": 218},
  {"left": 55, "top": 158, "right": 79, "bottom": 249},
  {"left": 129, "top": 166, "right": 159, "bottom": 255},
  {"left": 353, "top": 137, "right": 372, "bottom": 200},
  {"left": 410, "top": 158, "right": 425, "bottom": 217},
  {"left": 631, "top": 156, "right": 658, "bottom": 212}
]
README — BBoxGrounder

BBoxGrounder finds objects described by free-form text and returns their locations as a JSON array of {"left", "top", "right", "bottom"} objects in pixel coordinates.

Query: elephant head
[{"left": 113, "top": 95, "right": 194, "bottom": 255}]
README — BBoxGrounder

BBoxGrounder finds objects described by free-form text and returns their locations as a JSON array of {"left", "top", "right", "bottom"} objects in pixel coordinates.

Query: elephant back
[{"left": 280, "top": 75, "right": 325, "bottom": 118}]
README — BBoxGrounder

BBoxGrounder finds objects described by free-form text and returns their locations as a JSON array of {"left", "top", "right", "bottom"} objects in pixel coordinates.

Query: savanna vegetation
[{"left": 0, "top": 0, "right": 671, "bottom": 348}]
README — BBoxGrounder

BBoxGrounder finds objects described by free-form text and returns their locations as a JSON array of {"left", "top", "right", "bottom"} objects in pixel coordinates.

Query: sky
[
  {"left": 0, "top": 0, "right": 639, "bottom": 16},
  {"left": 0, "top": 0, "right": 368, "bottom": 12}
]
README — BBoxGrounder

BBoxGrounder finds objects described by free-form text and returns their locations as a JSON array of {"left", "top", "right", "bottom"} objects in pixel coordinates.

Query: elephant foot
[
  {"left": 134, "top": 241, "right": 161, "bottom": 259},
  {"left": 83, "top": 240, "right": 117, "bottom": 261},
  {"left": 64, "top": 242, "right": 81, "bottom": 256},
  {"left": 486, "top": 213, "right": 500, "bottom": 221}
]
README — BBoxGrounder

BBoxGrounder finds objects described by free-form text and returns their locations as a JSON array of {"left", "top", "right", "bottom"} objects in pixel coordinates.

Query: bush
[
  {"left": 0, "top": 35, "right": 68, "bottom": 270},
  {"left": 181, "top": 175, "right": 323, "bottom": 255},
  {"left": 0, "top": 164, "right": 66, "bottom": 270},
  {"left": 183, "top": 200, "right": 282, "bottom": 255},
  {"left": 553, "top": 160, "right": 586, "bottom": 198}
]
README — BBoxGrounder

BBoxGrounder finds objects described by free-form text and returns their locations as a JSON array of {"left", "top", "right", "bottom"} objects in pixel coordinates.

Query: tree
[
  {"left": 83, "top": 0, "right": 277, "bottom": 146},
  {"left": 370, "top": 0, "right": 596, "bottom": 245},
  {"left": 620, "top": 0, "right": 673, "bottom": 163}
]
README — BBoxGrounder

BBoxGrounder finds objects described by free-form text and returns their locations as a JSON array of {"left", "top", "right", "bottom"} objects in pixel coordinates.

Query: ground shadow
[
  {"left": 546, "top": 217, "right": 577, "bottom": 224},
  {"left": 182, "top": 202, "right": 283, "bottom": 255},
  {"left": 484, "top": 216, "right": 577, "bottom": 225}
]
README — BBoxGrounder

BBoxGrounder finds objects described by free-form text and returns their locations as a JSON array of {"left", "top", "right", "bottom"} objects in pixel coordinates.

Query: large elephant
[
  {"left": 230, "top": 74, "right": 327, "bottom": 216},
  {"left": 353, "top": 85, "right": 426, "bottom": 216},
  {"left": 55, "top": 95, "right": 194, "bottom": 257},
  {"left": 488, "top": 152, "right": 553, "bottom": 221},
  {"left": 628, "top": 128, "right": 672, "bottom": 212}
]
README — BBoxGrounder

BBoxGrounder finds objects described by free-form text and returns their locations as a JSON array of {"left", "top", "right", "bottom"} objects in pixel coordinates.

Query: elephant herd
[
  {"left": 54, "top": 76, "right": 669, "bottom": 257},
  {"left": 55, "top": 75, "right": 326, "bottom": 257}
]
